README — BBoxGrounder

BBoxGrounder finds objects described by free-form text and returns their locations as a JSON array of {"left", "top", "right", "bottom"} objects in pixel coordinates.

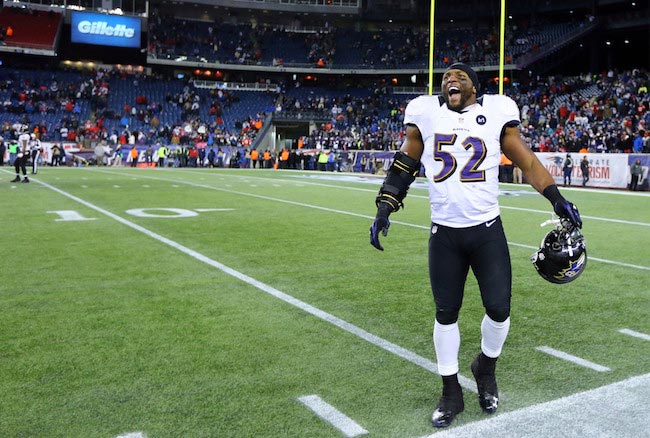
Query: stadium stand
[
  {"left": 0, "top": 7, "right": 62, "bottom": 53},
  {"left": 0, "top": 0, "right": 646, "bottom": 170},
  {"left": 0, "top": 65, "right": 646, "bottom": 160},
  {"left": 147, "top": 10, "right": 595, "bottom": 69}
]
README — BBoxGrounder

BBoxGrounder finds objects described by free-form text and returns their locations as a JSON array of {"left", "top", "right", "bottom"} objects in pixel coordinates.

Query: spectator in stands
[{"left": 633, "top": 130, "right": 645, "bottom": 153}]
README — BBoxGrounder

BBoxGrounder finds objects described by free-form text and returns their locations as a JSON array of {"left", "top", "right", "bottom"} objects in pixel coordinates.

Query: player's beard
[{"left": 444, "top": 88, "right": 474, "bottom": 112}]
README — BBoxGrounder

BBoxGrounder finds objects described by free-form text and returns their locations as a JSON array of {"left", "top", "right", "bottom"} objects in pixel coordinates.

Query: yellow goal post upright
[
  {"left": 428, "top": 0, "right": 436, "bottom": 95},
  {"left": 499, "top": 0, "right": 506, "bottom": 95},
  {"left": 428, "top": 0, "right": 508, "bottom": 96}
]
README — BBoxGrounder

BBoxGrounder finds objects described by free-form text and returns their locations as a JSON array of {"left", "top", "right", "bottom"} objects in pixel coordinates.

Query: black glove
[
  {"left": 543, "top": 185, "right": 582, "bottom": 229},
  {"left": 369, "top": 205, "right": 391, "bottom": 251},
  {"left": 553, "top": 199, "right": 582, "bottom": 229}
]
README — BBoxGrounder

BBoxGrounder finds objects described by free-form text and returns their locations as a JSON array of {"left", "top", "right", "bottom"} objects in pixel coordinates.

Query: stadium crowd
[
  {"left": 287, "top": 67, "right": 649, "bottom": 155},
  {"left": 147, "top": 10, "right": 589, "bottom": 69},
  {"left": 0, "top": 66, "right": 647, "bottom": 170}
]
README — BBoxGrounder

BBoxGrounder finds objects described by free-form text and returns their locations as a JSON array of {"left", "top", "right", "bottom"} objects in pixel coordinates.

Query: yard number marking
[{"left": 47, "top": 210, "right": 97, "bottom": 221}]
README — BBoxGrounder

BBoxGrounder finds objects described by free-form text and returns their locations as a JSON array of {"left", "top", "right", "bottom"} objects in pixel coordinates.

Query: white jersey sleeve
[
  {"left": 499, "top": 94, "right": 520, "bottom": 126},
  {"left": 404, "top": 95, "right": 443, "bottom": 144}
]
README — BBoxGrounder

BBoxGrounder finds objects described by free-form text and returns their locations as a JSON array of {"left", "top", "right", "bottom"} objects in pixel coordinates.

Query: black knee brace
[
  {"left": 486, "top": 307, "right": 510, "bottom": 323},
  {"left": 436, "top": 309, "right": 460, "bottom": 325}
]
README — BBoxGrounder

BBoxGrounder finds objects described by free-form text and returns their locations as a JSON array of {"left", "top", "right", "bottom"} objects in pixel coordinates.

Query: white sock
[
  {"left": 434, "top": 320, "right": 460, "bottom": 375},
  {"left": 481, "top": 315, "right": 510, "bottom": 358}
]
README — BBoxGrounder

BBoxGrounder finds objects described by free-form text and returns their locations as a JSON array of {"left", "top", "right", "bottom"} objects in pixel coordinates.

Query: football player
[
  {"left": 369, "top": 63, "right": 582, "bottom": 428},
  {"left": 12, "top": 129, "right": 31, "bottom": 183}
]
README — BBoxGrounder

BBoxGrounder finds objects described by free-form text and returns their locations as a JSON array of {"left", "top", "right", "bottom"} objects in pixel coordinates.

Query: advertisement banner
[
  {"left": 71, "top": 12, "right": 141, "bottom": 48},
  {"left": 535, "top": 152, "right": 631, "bottom": 189}
]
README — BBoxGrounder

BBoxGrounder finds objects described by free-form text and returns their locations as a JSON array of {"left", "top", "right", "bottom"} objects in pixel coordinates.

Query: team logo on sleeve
[{"left": 476, "top": 115, "right": 487, "bottom": 125}]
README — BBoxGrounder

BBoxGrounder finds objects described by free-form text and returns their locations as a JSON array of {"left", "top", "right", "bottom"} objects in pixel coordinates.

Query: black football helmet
[{"left": 531, "top": 224, "right": 587, "bottom": 284}]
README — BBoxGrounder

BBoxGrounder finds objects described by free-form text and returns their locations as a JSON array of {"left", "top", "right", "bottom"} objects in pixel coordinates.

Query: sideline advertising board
[{"left": 535, "top": 152, "right": 636, "bottom": 189}]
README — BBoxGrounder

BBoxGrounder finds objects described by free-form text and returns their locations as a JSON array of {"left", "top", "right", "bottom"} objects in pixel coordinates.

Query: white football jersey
[
  {"left": 18, "top": 133, "right": 31, "bottom": 153},
  {"left": 404, "top": 94, "right": 520, "bottom": 227}
]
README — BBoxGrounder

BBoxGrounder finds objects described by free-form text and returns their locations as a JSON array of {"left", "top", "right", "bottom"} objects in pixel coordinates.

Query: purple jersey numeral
[
  {"left": 432, "top": 133, "right": 457, "bottom": 182},
  {"left": 459, "top": 136, "right": 487, "bottom": 182},
  {"left": 432, "top": 134, "right": 486, "bottom": 183}
]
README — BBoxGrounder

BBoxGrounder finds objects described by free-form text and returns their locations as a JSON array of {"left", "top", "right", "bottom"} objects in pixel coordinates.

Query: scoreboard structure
[{"left": 70, "top": 11, "right": 142, "bottom": 49}]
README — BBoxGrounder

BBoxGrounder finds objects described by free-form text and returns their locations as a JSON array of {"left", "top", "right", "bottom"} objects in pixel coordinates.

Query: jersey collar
[{"left": 439, "top": 95, "right": 484, "bottom": 113}]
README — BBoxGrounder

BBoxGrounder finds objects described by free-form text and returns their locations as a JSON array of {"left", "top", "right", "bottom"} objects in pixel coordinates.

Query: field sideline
[{"left": 1, "top": 167, "right": 649, "bottom": 438}]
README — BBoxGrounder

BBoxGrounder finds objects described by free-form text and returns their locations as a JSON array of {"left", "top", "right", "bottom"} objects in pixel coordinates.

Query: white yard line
[
  {"left": 535, "top": 346, "right": 611, "bottom": 372},
  {"left": 618, "top": 328, "right": 650, "bottom": 341},
  {"left": 298, "top": 395, "right": 368, "bottom": 437}
]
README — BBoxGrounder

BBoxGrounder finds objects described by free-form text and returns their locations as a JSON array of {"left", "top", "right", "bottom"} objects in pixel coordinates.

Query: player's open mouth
[{"left": 448, "top": 86, "right": 460, "bottom": 96}]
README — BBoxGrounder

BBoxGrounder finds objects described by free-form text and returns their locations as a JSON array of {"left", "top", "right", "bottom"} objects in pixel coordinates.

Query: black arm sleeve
[{"left": 375, "top": 151, "right": 421, "bottom": 213}]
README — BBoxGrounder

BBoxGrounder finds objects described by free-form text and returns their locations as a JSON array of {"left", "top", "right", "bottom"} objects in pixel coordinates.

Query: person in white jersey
[
  {"left": 12, "top": 129, "right": 31, "bottom": 183},
  {"left": 369, "top": 63, "right": 582, "bottom": 428}
]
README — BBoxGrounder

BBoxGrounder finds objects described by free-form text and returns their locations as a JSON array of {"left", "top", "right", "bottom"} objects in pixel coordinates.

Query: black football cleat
[
  {"left": 11, "top": 176, "right": 20, "bottom": 182},
  {"left": 21, "top": 177, "right": 30, "bottom": 183},
  {"left": 471, "top": 354, "right": 499, "bottom": 414},
  {"left": 431, "top": 392, "right": 464, "bottom": 428}
]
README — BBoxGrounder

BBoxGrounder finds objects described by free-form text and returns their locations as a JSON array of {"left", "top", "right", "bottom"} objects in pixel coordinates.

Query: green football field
[{"left": 1, "top": 166, "right": 649, "bottom": 438}]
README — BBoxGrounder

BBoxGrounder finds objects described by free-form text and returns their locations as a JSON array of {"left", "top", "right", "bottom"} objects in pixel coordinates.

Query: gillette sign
[{"left": 71, "top": 12, "right": 141, "bottom": 48}]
